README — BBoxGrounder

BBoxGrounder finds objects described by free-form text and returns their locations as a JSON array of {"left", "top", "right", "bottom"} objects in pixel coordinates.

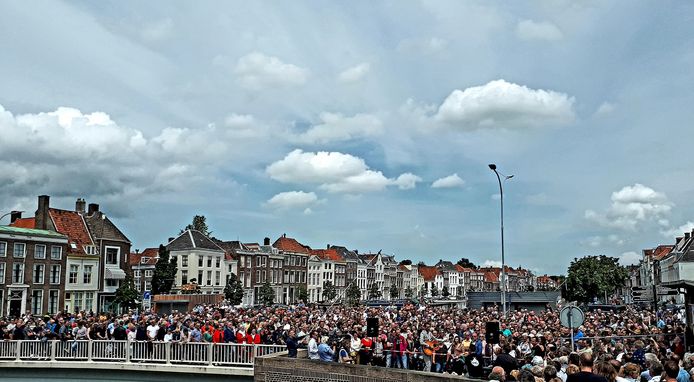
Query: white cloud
[
  {"left": 618, "top": 251, "right": 641, "bottom": 266},
  {"left": 435, "top": 79, "right": 575, "bottom": 130},
  {"left": 337, "top": 63, "right": 370, "bottom": 83},
  {"left": 661, "top": 221, "right": 694, "bottom": 238},
  {"left": 141, "top": 18, "right": 174, "bottom": 43},
  {"left": 234, "top": 52, "right": 309, "bottom": 90},
  {"left": 265, "top": 191, "right": 318, "bottom": 210},
  {"left": 266, "top": 149, "right": 418, "bottom": 194},
  {"left": 516, "top": 20, "right": 564, "bottom": 41},
  {"left": 294, "top": 112, "right": 383, "bottom": 144},
  {"left": 397, "top": 37, "right": 448, "bottom": 54},
  {"left": 482, "top": 260, "right": 502, "bottom": 268},
  {"left": 432, "top": 173, "right": 466, "bottom": 188},
  {"left": 585, "top": 184, "right": 673, "bottom": 231},
  {"left": 595, "top": 102, "right": 616, "bottom": 116}
]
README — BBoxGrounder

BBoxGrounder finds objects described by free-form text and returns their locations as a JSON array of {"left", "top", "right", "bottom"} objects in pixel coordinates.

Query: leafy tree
[
  {"left": 442, "top": 285, "right": 450, "bottom": 297},
  {"left": 346, "top": 282, "right": 361, "bottom": 306},
  {"left": 389, "top": 284, "right": 399, "bottom": 299},
  {"left": 430, "top": 284, "right": 439, "bottom": 297},
  {"left": 404, "top": 286, "right": 414, "bottom": 298},
  {"left": 564, "top": 255, "right": 628, "bottom": 303},
  {"left": 114, "top": 275, "right": 139, "bottom": 310},
  {"left": 297, "top": 285, "right": 309, "bottom": 303},
  {"left": 224, "top": 273, "right": 244, "bottom": 305},
  {"left": 420, "top": 284, "right": 428, "bottom": 298},
  {"left": 151, "top": 245, "right": 177, "bottom": 295},
  {"left": 258, "top": 281, "right": 275, "bottom": 305},
  {"left": 322, "top": 280, "right": 337, "bottom": 301},
  {"left": 399, "top": 259, "right": 412, "bottom": 266},
  {"left": 456, "top": 258, "right": 477, "bottom": 269},
  {"left": 181, "top": 215, "right": 212, "bottom": 236},
  {"left": 368, "top": 283, "right": 382, "bottom": 300},
  {"left": 417, "top": 261, "right": 426, "bottom": 267}
]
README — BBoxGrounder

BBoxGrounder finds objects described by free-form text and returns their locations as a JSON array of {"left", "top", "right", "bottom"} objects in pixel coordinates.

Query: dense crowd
[{"left": 0, "top": 302, "right": 691, "bottom": 381}]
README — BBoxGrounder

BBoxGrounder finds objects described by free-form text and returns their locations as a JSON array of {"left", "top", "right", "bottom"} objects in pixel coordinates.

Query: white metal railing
[{"left": 0, "top": 340, "right": 285, "bottom": 367}]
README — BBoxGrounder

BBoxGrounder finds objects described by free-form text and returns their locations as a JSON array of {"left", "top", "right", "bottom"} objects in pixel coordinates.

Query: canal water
[{"left": 3, "top": 368, "right": 253, "bottom": 382}]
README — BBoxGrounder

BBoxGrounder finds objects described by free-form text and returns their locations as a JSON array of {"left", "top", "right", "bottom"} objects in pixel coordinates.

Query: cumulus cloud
[
  {"left": 435, "top": 79, "right": 575, "bottom": 130},
  {"left": 337, "top": 63, "right": 370, "bottom": 83},
  {"left": 595, "top": 102, "right": 616, "bottom": 116},
  {"left": 234, "top": 52, "right": 308, "bottom": 90},
  {"left": 661, "top": 221, "right": 694, "bottom": 238},
  {"left": 294, "top": 112, "right": 383, "bottom": 144},
  {"left": 482, "top": 260, "right": 502, "bottom": 268},
  {"left": 266, "top": 149, "right": 419, "bottom": 193},
  {"left": 265, "top": 191, "right": 319, "bottom": 210},
  {"left": 431, "top": 173, "right": 465, "bottom": 188},
  {"left": 516, "top": 20, "right": 564, "bottom": 41},
  {"left": 618, "top": 251, "right": 641, "bottom": 266},
  {"left": 585, "top": 184, "right": 673, "bottom": 231}
]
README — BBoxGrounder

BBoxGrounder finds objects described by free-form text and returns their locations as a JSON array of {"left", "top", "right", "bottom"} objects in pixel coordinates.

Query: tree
[
  {"left": 258, "top": 281, "right": 275, "bottom": 305},
  {"left": 389, "top": 284, "right": 399, "bottom": 299},
  {"left": 442, "top": 285, "right": 450, "bottom": 297},
  {"left": 456, "top": 258, "right": 477, "bottom": 269},
  {"left": 404, "top": 286, "right": 414, "bottom": 299},
  {"left": 181, "top": 215, "right": 212, "bottom": 236},
  {"left": 224, "top": 273, "right": 244, "bottom": 305},
  {"left": 151, "top": 245, "right": 177, "bottom": 295},
  {"left": 564, "top": 255, "right": 628, "bottom": 303},
  {"left": 399, "top": 259, "right": 412, "bottom": 266},
  {"left": 114, "top": 274, "right": 139, "bottom": 310},
  {"left": 322, "top": 280, "right": 337, "bottom": 301},
  {"left": 346, "top": 282, "right": 361, "bottom": 306},
  {"left": 420, "top": 284, "right": 428, "bottom": 298},
  {"left": 430, "top": 284, "right": 439, "bottom": 297},
  {"left": 297, "top": 285, "right": 309, "bottom": 303},
  {"left": 368, "top": 283, "right": 382, "bottom": 300}
]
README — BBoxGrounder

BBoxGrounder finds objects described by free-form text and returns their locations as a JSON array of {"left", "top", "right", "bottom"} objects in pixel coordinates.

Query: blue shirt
[
  {"left": 318, "top": 343, "right": 334, "bottom": 362},
  {"left": 677, "top": 367, "right": 689, "bottom": 382}
]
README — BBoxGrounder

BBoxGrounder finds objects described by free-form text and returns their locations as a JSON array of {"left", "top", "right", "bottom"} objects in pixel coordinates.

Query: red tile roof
[
  {"left": 129, "top": 248, "right": 159, "bottom": 266},
  {"left": 48, "top": 208, "right": 93, "bottom": 255},
  {"left": 484, "top": 272, "right": 499, "bottom": 282},
  {"left": 311, "top": 248, "right": 343, "bottom": 262},
  {"left": 10, "top": 217, "right": 36, "bottom": 229},
  {"left": 418, "top": 266, "right": 440, "bottom": 281},
  {"left": 653, "top": 245, "right": 674, "bottom": 260},
  {"left": 456, "top": 265, "right": 474, "bottom": 273},
  {"left": 273, "top": 235, "right": 311, "bottom": 254}
]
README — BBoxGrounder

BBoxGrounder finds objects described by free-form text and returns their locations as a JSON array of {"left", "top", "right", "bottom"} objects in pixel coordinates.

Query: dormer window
[
  {"left": 141, "top": 256, "right": 149, "bottom": 264},
  {"left": 84, "top": 245, "right": 97, "bottom": 255}
]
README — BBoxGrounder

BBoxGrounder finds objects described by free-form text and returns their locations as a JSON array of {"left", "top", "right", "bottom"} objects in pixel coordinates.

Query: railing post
[
  {"left": 87, "top": 341, "right": 93, "bottom": 362},
  {"left": 165, "top": 341, "right": 171, "bottom": 364},
  {"left": 15, "top": 340, "right": 21, "bottom": 361},
  {"left": 253, "top": 344, "right": 258, "bottom": 364},
  {"left": 125, "top": 340, "right": 131, "bottom": 363},
  {"left": 50, "top": 340, "right": 57, "bottom": 361},
  {"left": 207, "top": 343, "right": 213, "bottom": 366}
]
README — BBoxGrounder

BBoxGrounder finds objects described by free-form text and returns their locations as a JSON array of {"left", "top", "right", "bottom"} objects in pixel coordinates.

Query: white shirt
[
  {"left": 308, "top": 338, "right": 319, "bottom": 360},
  {"left": 147, "top": 325, "right": 159, "bottom": 340}
]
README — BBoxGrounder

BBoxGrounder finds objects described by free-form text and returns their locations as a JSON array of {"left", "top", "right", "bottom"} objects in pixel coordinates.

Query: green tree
[
  {"left": 389, "top": 283, "right": 399, "bottom": 299},
  {"left": 564, "top": 255, "right": 628, "bottom": 303},
  {"left": 456, "top": 258, "right": 477, "bottom": 269},
  {"left": 345, "top": 282, "right": 361, "bottom": 306},
  {"left": 442, "top": 285, "right": 450, "bottom": 297},
  {"left": 420, "top": 284, "right": 428, "bottom": 298},
  {"left": 258, "top": 281, "right": 275, "bottom": 305},
  {"left": 322, "top": 280, "right": 337, "bottom": 301},
  {"left": 224, "top": 273, "right": 244, "bottom": 305},
  {"left": 404, "top": 286, "right": 414, "bottom": 298},
  {"left": 430, "top": 284, "right": 439, "bottom": 297},
  {"left": 399, "top": 259, "right": 412, "bottom": 265},
  {"left": 297, "top": 285, "right": 309, "bottom": 303},
  {"left": 368, "top": 282, "right": 382, "bottom": 300},
  {"left": 114, "top": 274, "right": 139, "bottom": 310},
  {"left": 151, "top": 245, "right": 177, "bottom": 295},
  {"left": 181, "top": 215, "right": 212, "bottom": 236}
]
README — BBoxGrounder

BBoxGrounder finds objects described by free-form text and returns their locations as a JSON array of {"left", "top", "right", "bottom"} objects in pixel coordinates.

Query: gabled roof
[
  {"left": 48, "top": 208, "right": 94, "bottom": 255},
  {"left": 456, "top": 265, "right": 473, "bottom": 273},
  {"left": 311, "top": 248, "right": 344, "bottom": 263},
  {"left": 166, "top": 230, "right": 224, "bottom": 252},
  {"left": 653, "top": 245, "right": 674, "bottom": 260},
  {"left": 129, "top": 248, "right": 159, "bottom": 266},
  {"left": 435, "top": 260, "right": 457, "bottom": 271},
  {"left": 358, "top": 253, "right": 379, "bottom": 266},
  {"left": 330, "top": 245, "right": 361, "bottom": 262},
  {"left": 213, "top": 239, "right": 249, "bottom": 258},
  {"left": 10, "top": 217, "right": 36, "bottom": 229},
  {"left": 272, "top": 235, "right": 311, "bottom": 254},
  {"left": 418, "top": 266, "right": 440, "bottom": 281},
  {"left": 484, "top": 272, "right": 499, "bottom": 283},
  {"left": 84, "top": 211, "right": 130, "bottom": 244}
]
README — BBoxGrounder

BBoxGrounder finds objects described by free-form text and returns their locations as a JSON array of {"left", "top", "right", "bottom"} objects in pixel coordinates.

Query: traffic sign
[
  {"left": 631, "top": 287, "right": 653, "bottom": 302},
  {"left": 143, "top": 291, "right": 151, "bottom": 300},
  {"left": 560, "top": 306, "right": 584, "bottom": 329}
]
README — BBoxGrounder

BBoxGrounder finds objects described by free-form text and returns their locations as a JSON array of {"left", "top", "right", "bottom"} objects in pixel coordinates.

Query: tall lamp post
[
  {"left": 0, "top": 211, "right": 24, "bottom": 224},
  {"left": 488, "top": 164, "right": 513, "bottom": 318}
]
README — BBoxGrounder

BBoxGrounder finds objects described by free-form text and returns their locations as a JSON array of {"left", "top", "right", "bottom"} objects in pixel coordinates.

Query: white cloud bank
[
  {"left": 266, "top": 149, "right": 420, "bottom": 193},
  {"left": 618, "top": 251, "right": 641, "bottom": 266},
  {"left": 234, "top": 52, "right": 308, "bottom": 90},
  {"left": 585, "top": 184, "right": 672, "bottom": 231},
  {"left": 516, "top": 20, "right": 564, "bottom": 41},
  {"left": 337, "top": 63, "right": 370, "bottom": 83},
  {"left": 266, "top": 191, "right": 318, "bottom": 210},
  {"left": 294, "top": 112, "right": 383, "bottom": 144},
  {"left": 432, "top": 173, "right": 466, "bottom": 188},
  {"left": 436, "top": 79, "right": 575, "bottom": 130}
]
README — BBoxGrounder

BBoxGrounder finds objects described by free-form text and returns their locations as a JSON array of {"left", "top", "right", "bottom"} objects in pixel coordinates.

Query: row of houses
[{"left": 1, "top": 195, "right": 542, "bottom": 315}]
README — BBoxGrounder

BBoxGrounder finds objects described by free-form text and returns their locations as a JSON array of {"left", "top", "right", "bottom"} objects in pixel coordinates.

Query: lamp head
[{"left": 488, "top": 164, "right": 497, "bottom": 170}]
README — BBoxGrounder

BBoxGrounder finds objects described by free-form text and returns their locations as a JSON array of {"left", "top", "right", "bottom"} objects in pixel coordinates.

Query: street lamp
[
  {"left": 0, "top": 211, "right": 25, "bottom": 224},
  {"left": 488, "top": 164, "right": 513, "bottom": 318}
]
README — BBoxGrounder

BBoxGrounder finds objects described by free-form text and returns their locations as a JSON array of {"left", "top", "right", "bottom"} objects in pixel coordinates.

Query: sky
[{"left": 1, "top": 1, "right": 694, "bottom": 275}]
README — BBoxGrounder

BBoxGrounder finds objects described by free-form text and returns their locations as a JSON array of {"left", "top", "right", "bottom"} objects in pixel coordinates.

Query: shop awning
[{"left": 105, "top": 267, "right": 126, "bottom": 279}]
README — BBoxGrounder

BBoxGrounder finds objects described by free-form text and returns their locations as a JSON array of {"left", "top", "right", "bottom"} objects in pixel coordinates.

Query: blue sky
[{"left": 1, "top": 1, "right": 694, "bottom": 274}]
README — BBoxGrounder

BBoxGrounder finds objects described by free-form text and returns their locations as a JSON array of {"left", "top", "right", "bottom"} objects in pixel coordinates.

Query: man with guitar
[{"left": 420, "top": 325, "right": 442, "bottom": 372}]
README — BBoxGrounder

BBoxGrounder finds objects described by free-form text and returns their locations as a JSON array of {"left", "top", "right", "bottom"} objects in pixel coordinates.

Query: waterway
[{"left": 3, "top": 368, "right": 253, "bottom": 382}]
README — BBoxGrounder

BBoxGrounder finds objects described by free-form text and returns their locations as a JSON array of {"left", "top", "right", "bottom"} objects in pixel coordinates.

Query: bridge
[{"left": 0, "top": 340, "right": 284, "bottom": 381}]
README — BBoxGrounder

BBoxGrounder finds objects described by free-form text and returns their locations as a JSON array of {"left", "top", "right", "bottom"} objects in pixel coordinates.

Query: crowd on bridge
[{"left": 0, "top": 301, "right": 691, "bottom": 382}]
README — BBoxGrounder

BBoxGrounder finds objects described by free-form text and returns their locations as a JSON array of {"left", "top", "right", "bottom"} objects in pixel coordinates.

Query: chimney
[
  {"left": 264, "top": 237, "right": 270, "bottom": 246},
  {"left": 88, "top": 203, "right": 99, "bottom": 215},
  {"left": 10, "top": 211, "right": 22, "bottom": 224},
  {"left": 168, "top": 237, "right": 174, "bottom": 243},
  {"left": 355, "top": 249, "right": 358, "bottom": 254},
  {"left": 686, "top": 232, "right": 691, "bottom": 241},
  {"left": 327, "top": 244, "right": 330, "bottom": 250},
  {"left": 75, "top": 198, "right": 86, "bottom": 213},
  {"left": 36, "top": 195, "right": 50, "bottom": 230}
]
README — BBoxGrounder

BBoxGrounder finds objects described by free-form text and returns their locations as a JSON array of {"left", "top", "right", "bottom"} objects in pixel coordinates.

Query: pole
[
  {"left": 569, "top": 308, "right": 575, "bottom": 351},
  {"left": 492, "top": 169, "right": 507, "bottom": 318}
]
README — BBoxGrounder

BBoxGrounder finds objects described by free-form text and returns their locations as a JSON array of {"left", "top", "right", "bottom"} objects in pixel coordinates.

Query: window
[
  {"left": 144, "top": 270, "right": 152, "bottom": 278},
  {"left": 207, "top": 256, "right": 212, "bottom": 268},
  {"left": 240, "top": 256, "right": 245, "bottom": 268},
  {"left": 215, "top": 257, "right": 220, "bottom": 268},
  {"left": 33, "top": 264, "right": 45, "bottom": 284},
  {"left": 141, "top": 257, "right": 149, "bottom": 264},
  {"left": 0, "top": 262, "right": 3, "bottom": 284},
  {"left": 48, "top": 290, "right": 59, "bottom": 314},
  {"left": 83, "top": 265, "right": 92, "bottom": 284},
  {"left": 106, "top": 279, "right": 118, "bottom": 287},
  {"left": 50, "top": 246, "right": 62, "bottom": 260},
  {"left": 215, "top": 271, "right": 220, "bottom": 286},
  {"left": 206, "top": 270, "right": 212, "bottom": 285},
  {"left": 135, "top": 282, "right": 141, "bottom": 292},
  {"left": 13, "top": 243, "right": 25, "bottom": 258},
  {"left": 256, "top": 270, "right": 260, "bottom": 283},
  {"left": 144, "top": 281, "right": 151, "bottom": 292},
  {"left": 69, "top": 265, "right": 79, "bottom": 284},
  {"left": 133, "top": 270, "right": 141, "bottom": 278},
  {"left": 31, "top": 290, "right": 43, "bottom": 315},
  {"left": 84, "top": 292, "right": 94, "bottom": 311},
  {"left": 198, "top": 256, "right": 203, "bottom": 267},
  {"left": 12, "top": 263, "right": 24, "bottom": 284},
  {"left": 50, "top": 265, "right": 60, "bottom": 284},
  {"left": 73, "top": 292, "right": 83, "bottom": 312},
  {"left": 85, "top": 245, "right": 97, "bottom": 255},
  {"left": 181, "top": 270, "right": 188, "bottom": 285},
  {"left": 105, "top": 247, "right": 119, "bottom": 265},
  {"left": 182, "top": 255, "right": 188, "bottom": 267},
  {"left": 197, "top": 271, "right": 203, "bottom": 284},
  {"left": 262, "top": 270, "right": 266, "bottom": 283},
  {"left": 0, "top": 242, "right": 6, "bottom": 257},
  {"left": 34, "top": 244, "right": 46, "bottom": 259}
]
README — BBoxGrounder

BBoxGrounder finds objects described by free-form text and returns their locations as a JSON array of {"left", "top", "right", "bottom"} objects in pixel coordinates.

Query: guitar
[{"left": 423, "top": 340, "right": 441, "bottom": 357}]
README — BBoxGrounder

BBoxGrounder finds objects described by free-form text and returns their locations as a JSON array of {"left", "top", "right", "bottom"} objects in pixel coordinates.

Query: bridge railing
[{"left": 0, "top": 340, "right": 286, "bottom": 367}]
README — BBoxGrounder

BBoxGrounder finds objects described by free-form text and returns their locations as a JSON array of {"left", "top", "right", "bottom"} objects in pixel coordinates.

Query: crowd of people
[{"left": 0, "top": 301, "right": 691, "bottom": 381}]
